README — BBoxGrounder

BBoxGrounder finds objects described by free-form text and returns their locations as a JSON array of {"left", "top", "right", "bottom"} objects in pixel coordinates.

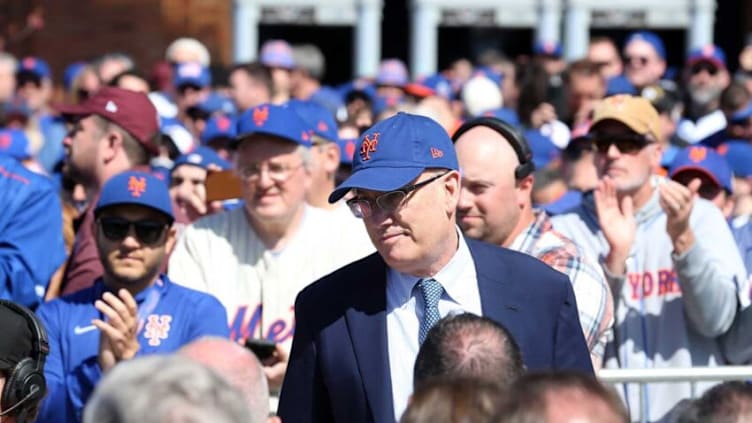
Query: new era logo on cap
[{"left": 105, "top": 100, "right": 118, "bottom": 113}]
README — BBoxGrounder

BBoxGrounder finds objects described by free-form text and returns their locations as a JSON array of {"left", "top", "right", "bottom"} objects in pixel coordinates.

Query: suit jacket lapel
[
  {"left": 345, "top": 254, "right": 394, "bottom": 423},
  {"left": 467, "top": 238, "right": 521, "bottom": 324}
]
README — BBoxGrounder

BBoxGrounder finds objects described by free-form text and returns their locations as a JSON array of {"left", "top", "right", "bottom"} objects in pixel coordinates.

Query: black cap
[{"left": 0, "top": 303, "right": 35, "bottom": 371}]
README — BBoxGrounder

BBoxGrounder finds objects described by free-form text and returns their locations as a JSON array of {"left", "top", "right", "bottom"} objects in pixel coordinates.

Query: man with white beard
[{"left": 675, "top": 45, "right": 731, "bottom": 146}]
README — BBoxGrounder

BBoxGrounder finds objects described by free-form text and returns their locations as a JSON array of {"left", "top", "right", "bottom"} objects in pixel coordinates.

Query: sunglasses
[
  {"left": 624, "top": 55, "right": 649, "bottom": 67},
  {"left": 591, "top": 133, "right": 653, "bottom": 154},
  {"left": 690, "top": 62, "right": 719, "bottom": 76},
  {"left": 98, "top": 216, "right": 169, "bottom": 245}
]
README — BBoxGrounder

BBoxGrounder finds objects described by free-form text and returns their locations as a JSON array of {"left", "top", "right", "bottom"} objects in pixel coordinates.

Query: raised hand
[
  {"left": 658, "top": 178, "right": 699, "bottom": 254},
  {"left": 594, "top": 176, "right": 636, "bottom": 276},
  {"left": 92, "top": 289, "right": 140, "bottom": 372}
]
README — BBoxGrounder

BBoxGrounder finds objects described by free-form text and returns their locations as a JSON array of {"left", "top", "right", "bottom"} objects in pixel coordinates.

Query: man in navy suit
[{"left": 278, "top": 112, "right": 593, "bottom": 423}]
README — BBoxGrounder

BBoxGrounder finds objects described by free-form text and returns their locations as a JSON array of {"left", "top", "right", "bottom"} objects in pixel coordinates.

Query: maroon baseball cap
[{"left": 55, "top": 87, "right": 160, "bottom": 155}]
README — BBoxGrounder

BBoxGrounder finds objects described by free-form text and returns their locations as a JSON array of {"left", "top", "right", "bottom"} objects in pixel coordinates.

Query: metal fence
[{"left": 597, "top": 366, "right": 752, "bottom": 423}]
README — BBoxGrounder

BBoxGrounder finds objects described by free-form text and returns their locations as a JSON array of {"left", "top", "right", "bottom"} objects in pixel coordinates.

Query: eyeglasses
[
  {"left": 346, "top": 171, "right": 449, "bottom": 218},
  {"left": 98, "top": 217, "right": 169, "bottom": 245},
  {"left": 238, "top": 162, "right": 304, "bottom": 182},
  {"left": 690, "top": 62, "right": 719, "bottom": 76},
  {"left": 624, "top": 55, "right": 649, "bottom": 67},
  {"left": 592, "top": 133, "right": 653, "bottom": 154}
]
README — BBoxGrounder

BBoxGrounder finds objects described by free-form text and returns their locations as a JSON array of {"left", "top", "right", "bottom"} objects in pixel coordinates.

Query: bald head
[
  {"left": 179, "top": 337, "right": 270, "bottom": 423},
  {"left": 454, "top": 125, "right": 534, "bottom": 247}
]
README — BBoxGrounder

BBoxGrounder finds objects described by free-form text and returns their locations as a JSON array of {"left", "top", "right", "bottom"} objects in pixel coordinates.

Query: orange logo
[
  {"left": 430, "top": 147, "right": 444, "bottom": 158},
  {"left": 128, "top": 176, "right": 147, "bottom": 197},
  {"left": 718, "top": 144, "right": 729, "bottom": 155},
  {"left": 360, "top": 132, "right": 379, "bottom": 161},
  {"left": 144, "top": 315, "right": 172, "bottom": 346},
  {"left": 0, "top": 134, "right": 9, "bottom": 149},
  {"left": 253, "top": 106, "right": 269, "bottom": 126},
  {"left": 345, "top": 140, "right": 356, "bottom": 160},
  {"left": 688, "top": 146, "right": 708, "bottom": 163},
  {"left": 317, "top": 121, "right": 328, "bottom": 132},
  {"left": 217, "top": 116, "right": 230, "bottom": 131}
]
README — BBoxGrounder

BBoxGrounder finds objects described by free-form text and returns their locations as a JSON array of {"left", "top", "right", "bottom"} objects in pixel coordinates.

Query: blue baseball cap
[
  {"left": 260, "top": 39, "right": 295, "bottom": 70},
  {"left": 471, "top": 67, "right": 503, "bottom": 87},
  {"left": 173, "top": 62, "right": 211, "bottom": 88},
  {"left": 687, "top": 44, "right": 726, "bottom": 70},
  {"left": 0, "top": 129, "right": 31, "bottom": 161},
  {"left": 730, "top": 101, "right": 752, "bottom": 123},
  {"left": 287, "top": 99, "right": 339, "bottom": 142},
  {"left": 669, "top": 146, "right": 733, "bottom": 193},
  {"left": 172, "top": 146, "right": 230, "bottom": 171},
  {"left": 235, "top": 103, "right": 313, "bottom": 147},
  {"left": 533, "top": 40, "right": 563, "bottom": 58},
  {"left": 524, "top": 129, "right": 560, "bottom": 170},
  {"left": 201, "top": 114, "right": 237, "bottom": 144},
  {"left": 376, "top": 59, "right": 408, "bottom": 87},
  {"left": 336, "top": 138, "right": 357, "bottom": 165},
  {"left": 481, "top": 107, "right": 521, "bottom": 127},
  {"left": 17, "top": 56, "right": 51, "bottom": 80},
  {"left": 95, "top": 171, "right": 174, "bottom": 221},
  {"left": 606, "top": 75, "right": 638, "bottom": 96},
  {"left": 193, "top": 92, "right": 236, "bottom": 115},
  {"left": 405, "top": 73, "right": 454, "bottom": 100},
  {"left": 328, "top": 112, "right": 458, "bottom": 203},
  {"left": 63, "top": 62, "right": 87, "bottom": 91},
  {"left": 625, "top": 31, "right": 666, "bottom": 60},
  {"left": 718, "top": 141, "right": 752, "bottom": 178}
]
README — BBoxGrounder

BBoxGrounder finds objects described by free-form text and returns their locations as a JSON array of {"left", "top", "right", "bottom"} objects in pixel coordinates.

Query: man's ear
[
  {"left": 102, "top": 129, "right": 124, "bottom": 163},
  {"left": 164, "top": 225, "right": 178, "bottom": 256},
  {"left": 322, "top": 143, "right": 341, "bottom": 173}
]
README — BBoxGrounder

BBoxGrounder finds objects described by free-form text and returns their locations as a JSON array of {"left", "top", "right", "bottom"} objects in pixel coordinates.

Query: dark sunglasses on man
[
  {"left": 98, "top": 216, "right": 169, "bottom": 245},
  {"left": 591, "top": 132, "right": 653, "bottom": 154},
  {"left": 623, "top": 55, "right": 649, "bottom": 67},
  {"left": 689, "top": 62, "right": 719, "bottom": 76}
]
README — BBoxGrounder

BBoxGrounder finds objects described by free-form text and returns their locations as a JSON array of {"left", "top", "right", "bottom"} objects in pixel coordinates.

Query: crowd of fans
[{"left": 2, "top": 28, "right": 752, "bottom": 423}]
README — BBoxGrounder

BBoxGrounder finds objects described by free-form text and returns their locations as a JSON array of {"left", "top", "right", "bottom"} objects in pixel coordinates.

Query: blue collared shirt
[{"left": 386, "top": 228, "right": 481, "bottom": 421}]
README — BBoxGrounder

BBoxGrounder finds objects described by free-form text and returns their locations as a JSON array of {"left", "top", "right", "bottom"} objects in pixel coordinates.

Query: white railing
[{"left": 597, "top": 366, "right": 752, "bottom": 423}]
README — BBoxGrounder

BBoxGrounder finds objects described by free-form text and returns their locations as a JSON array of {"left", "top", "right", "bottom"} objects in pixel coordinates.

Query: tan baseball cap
[{"left": 591, "top": 95, "right": 662, "bottom": 143}]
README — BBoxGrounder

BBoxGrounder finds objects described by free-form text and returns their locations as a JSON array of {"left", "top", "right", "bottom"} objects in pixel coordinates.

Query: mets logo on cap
[
  {"left": 688, "top": 146, "right": 708, "bottom": 163},
  {"left": 360, "top": 132, "right": 379, "bottom": 161},
  {"left": 128, "top": 175, "right": 147, "bottom": 198},
  {"left": 253, "top": 105, "right": 269, "bottom": 126}
]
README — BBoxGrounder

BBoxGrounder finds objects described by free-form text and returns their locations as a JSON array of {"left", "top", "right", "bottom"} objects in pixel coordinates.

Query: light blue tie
[{"left": 418, "top": 278, "right": 444, "bottom": 345}]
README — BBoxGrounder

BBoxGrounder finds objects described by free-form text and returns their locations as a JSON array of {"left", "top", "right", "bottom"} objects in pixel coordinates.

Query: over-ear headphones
[
  {"left": 452, "top": 116, "right": 535, "bottom": 180},
  {"left": 0, "top": 300, "right": 49, "bottom": 422}
]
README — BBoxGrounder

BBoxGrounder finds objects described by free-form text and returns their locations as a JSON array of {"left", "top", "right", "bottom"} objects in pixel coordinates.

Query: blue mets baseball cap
[
  {"left": 405, "top": 73, "right": 454, "bottom": 100},
  {"left": 172, "top": 146, "right": 230, "bottom": 171},
  {"left": 287, "top": 99, "right": 340, "bottom": 142},
  {"left": 95, "top": 171, "right": 174, "bottom": 221},
  {"left": 376, "top": 59, "right": 408, "bottom": 87},
  {"left": 718, "top": 141, "right": 752, "bottom": 178},
  {"left": 17, "top": 56, "right": 51, "bottom": 80},
  {"left": 669, "top": 146, "right": 733, "bottom": 193},
  {"left": 533, "top": 40, "right": 563, "bottom": 58},
  {"left": 260, "top": 39, "right": 295, "bottom": 70},
  {"left": 0, "top": 129, "right": 31, "bottom": 161},
  {"left": 173, "top": 62, "right": 211, "bottom": 88},
  {"left": 328, "top": 112, "right": 458, "bottom": 203},
  {"left": 336, "top": 138, "right": 357, "bottom": 165},
  {"left": 625, "top": 31, "right": 666, "bottom": 60},
  {"left": 235, "top": 103, "right": 313, "bottom": 147},
  {"left": 201, "top": 114, "right": 237, "bottom": 144},
  {"left": 687, "top": 44, "right": 727, "bottom": 70}
]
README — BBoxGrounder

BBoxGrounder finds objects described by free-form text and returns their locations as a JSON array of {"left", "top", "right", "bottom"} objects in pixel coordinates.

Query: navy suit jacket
[{"left": 278, "top": 238, "right": 593, "bottom": 423}]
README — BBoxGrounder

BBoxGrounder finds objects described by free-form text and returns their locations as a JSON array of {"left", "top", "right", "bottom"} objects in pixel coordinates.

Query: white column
[
  {"left": 563, "top": 2, "right": 589, "bottom": 61},
  {"left": 410, "top": 0, "right": 439, "bottom": 78},
  {"left": 687, "top": 0, "right": 716, "bottom": 51},
  {"left": 536, "top": 0, "right": 561, "bottom": 45},
  {"left": 355, "top": 0, "right": 382, "bottom": 78},
  {"left": 233, "top": 0, "right": 259, "bottom": 63}
]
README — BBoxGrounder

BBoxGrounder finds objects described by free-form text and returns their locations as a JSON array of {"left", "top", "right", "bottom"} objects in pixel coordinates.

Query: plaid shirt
[{"left": 510, "top": 209, "right": 614, "bottom": 367}]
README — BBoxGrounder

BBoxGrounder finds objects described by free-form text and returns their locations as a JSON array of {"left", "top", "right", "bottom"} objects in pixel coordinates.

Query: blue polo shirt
[{"left": 35, "top": 275, "right": 229, "bottom": 423}]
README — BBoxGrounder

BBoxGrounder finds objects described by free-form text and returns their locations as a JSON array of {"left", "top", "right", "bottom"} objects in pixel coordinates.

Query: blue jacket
[
  {"left": 35, "top": 275, "right": 229, "bottom": 423},
  {"left": 0, "top": 155, "right": 65, "bottom": 308}
]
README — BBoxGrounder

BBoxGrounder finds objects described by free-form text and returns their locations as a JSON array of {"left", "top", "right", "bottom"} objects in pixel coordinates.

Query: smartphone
[
  {"left": 245, "top": 338, "right": 277, "bottom": 361},
  {"left": 205, "top": 170, "right": 243, "bottom": 202}
]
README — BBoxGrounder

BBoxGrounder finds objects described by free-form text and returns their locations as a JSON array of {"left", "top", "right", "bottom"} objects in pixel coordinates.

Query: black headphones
[
  {"left": 452, "top": 116, "right": 535, "bottom": 180},
  {"left": 0, "top": 300, "right": 49, "bottom": 422}
]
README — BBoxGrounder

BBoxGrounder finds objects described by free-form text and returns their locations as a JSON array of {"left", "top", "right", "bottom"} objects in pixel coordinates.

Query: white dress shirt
[{"left": 386, "top": 230, "right": 481, "bottom": 421}]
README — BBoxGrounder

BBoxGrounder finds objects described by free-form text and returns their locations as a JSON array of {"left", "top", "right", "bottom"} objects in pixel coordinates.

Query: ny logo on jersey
[
  {"left": 128, "top": 176, "right": 146, "bottom": 197},
  {"left": 360, "top": 132, "right": 379, "bottom": 161},
  {"left": 144, "top": 314, "right": 172, "bottom": 346}
]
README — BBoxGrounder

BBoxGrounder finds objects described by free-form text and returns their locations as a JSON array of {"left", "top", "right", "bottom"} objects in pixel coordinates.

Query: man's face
[
  {"left": 623, "top": 40, "right": 666, "bottom": 89},
  {"left": 568, "top": 73, "right": 606, "bottom": 119},
  {"left": 355, "top": 170, "right": 460, "bottom": 276},
  {"left": 95, "top": 204, "right": 175, "bottom": 289},
  {"left": 592, "top": 120, "right": 661, "bottom": 195},
  {"left": 269, "top": 67, "right": 292, "bottom": 98},
  {"left": 16, "top": 79, "right": 48, "bottom": 111},
  {"left": 229, "top": 70, "right": 262, "bottom": 112},
  {"left": 0, "top": 65, "right": 16, "bottom": 103},
  {"left": 234, "top": 136, "right": 310, "bottom": 225},
  {"left": 455, "top": 126, "right": 527, "bottom": 247},
  {"left": 686, "top": 61, "right": 729, "bottom": 106},
  {"left": 176, "top": 85, "right": 208, "bottom": 113},
  {"left": 169, "top": 164, "right": 209, "bottom": 217},
  {"left": 63, "top": 115, "right": 106, "bottom": 186},
  {"left": 587, "top": 41, "right": 623, "bottom": 79}
]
